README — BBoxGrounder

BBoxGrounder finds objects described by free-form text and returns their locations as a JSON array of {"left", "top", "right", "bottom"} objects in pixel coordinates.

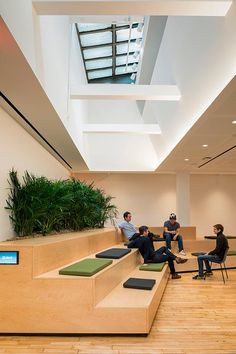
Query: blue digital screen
[{"left": 0, "top": 251, "right": 19, "bottom": 264}]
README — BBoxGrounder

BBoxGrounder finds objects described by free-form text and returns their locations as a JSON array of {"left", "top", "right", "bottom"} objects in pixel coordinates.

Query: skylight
[{"left": 75, "top": 21, "right": 144, "bottom": 84}]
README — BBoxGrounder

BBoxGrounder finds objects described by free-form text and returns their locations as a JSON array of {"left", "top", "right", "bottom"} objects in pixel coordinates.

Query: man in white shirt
[
  {"left": 118, "top": 211, "right": 159, "bottom": 248},
  {"left": 118, "top": 211, "right": 139, "bottom": 240}
]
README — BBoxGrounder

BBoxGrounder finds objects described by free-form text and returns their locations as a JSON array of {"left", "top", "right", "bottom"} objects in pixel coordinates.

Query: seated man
[
  {"left": 118, "top": 211, "right": 159, "bottom": 248},
  {"left": 163, "top": 213, "right": 186, "bottom": 256},
  {"left": 193, "top": 224, "right": 229, "bottom": 280},
  {"left": 128, "top": 225, "right": 188, "bottom": 280}
]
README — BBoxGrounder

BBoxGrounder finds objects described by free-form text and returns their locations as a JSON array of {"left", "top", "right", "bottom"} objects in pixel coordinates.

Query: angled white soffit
[
  {"left": 33, "top": 1, "right": 232, "bottom": 16},
  {"left": 70, "top": 84, "right": 181, "bottom": 101},
  {"left": 82, "top": 124, "right": 161, "bottom": 134},
  {"left": 0, "top": 17, "right": 88, "bottom": 171}
]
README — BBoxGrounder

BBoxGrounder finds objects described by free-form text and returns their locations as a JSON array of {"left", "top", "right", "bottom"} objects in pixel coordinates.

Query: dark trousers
[
  {"left": 151, "top": 246, "right": 176, "bottom": 274},
  {"left": 163, "top": 232, "right": 184, "bottom": 252},
  {"left": 128, "top": 237, "right": 177, "bottom": 274}
]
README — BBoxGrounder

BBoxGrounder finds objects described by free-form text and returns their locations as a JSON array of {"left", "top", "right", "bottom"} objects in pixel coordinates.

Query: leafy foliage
[{"left": 5, "top": 170, "right": 117, "bottom": 236}]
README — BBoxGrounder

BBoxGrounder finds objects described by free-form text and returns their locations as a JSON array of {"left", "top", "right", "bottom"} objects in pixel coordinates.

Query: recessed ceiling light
[
  {"left": 184, "top": 158, "right": 189, "bottom": 161},
  {"left": 232, "top": 120, "right": 236, "bottom": 124},
  {"left": 202, "top": 144, "right": 208, "bottom": 147}
]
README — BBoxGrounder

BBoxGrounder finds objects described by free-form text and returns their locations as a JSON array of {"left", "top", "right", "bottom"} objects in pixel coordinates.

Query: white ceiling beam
[
  {"left": 82, "top": 124, "right": 161, "bottom": 134},
  {"left": 33, "top": 0, "right": 232, "bottom": 16},
  {"left": 71, "top": 85, "right": 181, "bottom": 101}
]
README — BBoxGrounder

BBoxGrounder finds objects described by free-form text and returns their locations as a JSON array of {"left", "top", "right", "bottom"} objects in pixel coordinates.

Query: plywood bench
[
  {"left": 0, "top": 228, "right": 170, "bottom": 334},
  {"left": 118, "top": 226, "right": 196, "bottom": 243}
]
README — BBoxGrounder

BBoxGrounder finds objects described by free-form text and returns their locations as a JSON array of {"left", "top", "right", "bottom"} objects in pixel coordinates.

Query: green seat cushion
[
  {"left": 139, "top": 262, "right": 165, "bottom": 272},
  {"left": 59, "top": 258, "right": 112, "bottom": 276},
  {"left": 228, "top": 250, "right": 236, "bottom": 256}
]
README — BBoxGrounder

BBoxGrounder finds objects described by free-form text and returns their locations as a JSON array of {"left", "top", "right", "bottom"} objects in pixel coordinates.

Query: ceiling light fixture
[
  {"left": 184, "top": 158, "right": 189, "bottom": 161},
  {"left": 202, "top": 144, "right": 208, "bottom": 147},
  {"left": 232, "top": 120, "right": 236, "bottom": 124}
]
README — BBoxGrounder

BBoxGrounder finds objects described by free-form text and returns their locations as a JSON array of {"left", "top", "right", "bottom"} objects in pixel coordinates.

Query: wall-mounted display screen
[{"left": 0, "top": 251, "right": 19, "bottom": 264}]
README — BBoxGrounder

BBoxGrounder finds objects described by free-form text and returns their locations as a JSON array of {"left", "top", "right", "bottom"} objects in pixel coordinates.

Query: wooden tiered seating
[
  {"left": 0, "top": 228, "right": 169, "bottom": 334},
  {"left": 1, "top": 227, "right": 234, "bottom": 334}
]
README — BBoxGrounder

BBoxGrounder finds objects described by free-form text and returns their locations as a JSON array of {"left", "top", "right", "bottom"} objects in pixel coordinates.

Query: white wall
[
  {"left": 84, "top": 133, "right": 158, "bottom": 171},
  {"left": 39, "top": 15, "right": 70, "bottom": 122},
  {"left": 75, "top": 173, "right": 176, "bottom": 226},
  {"left": 0, "top": 0, "right": 38, "bottom": 73},
  {"left": 87, "top": 100, "right": 142, "bottom": 124},
  {"left": 190, "top": 174, "right": 236, "bottom": 237},
  {"left": 0, "top": 107, "right": 69, "bottom": 241},
  {"left": 68, "top": 24, "right": 89, "bottom": 161},
  {"left": 146, "top": 3, "right": 236, "bottom": 165},
  {"left": 75, "top": 172, "right": 236, "bottom": 237},
  {"left": 84, "top": 100, "right": 158, "bottom": 171}
]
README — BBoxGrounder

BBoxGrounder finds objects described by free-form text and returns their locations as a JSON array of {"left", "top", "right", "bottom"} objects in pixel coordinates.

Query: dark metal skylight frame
[{"left": 75, "top": 22, "right": 142, "bottom": 84}]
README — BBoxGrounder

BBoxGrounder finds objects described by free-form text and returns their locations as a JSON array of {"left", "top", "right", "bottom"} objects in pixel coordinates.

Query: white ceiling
[
  {"left": 157, "top": 76, "right": 236, "bottom": 173},
  {"left": 1, "top": 0, "right": 236, "bottom": 174}
]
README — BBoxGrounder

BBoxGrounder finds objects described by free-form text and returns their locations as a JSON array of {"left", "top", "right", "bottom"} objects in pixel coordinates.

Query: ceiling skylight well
[{"left": 75, "top": 20, "right": 144, "bottom": 84}]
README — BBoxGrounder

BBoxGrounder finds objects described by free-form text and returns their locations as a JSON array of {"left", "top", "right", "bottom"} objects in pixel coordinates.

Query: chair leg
[
  {"left": 220, "top": 263, "right": 225, "bottom": 284},
  {"left": 223, "top": 262, "right": 228, "bottom": 279}
]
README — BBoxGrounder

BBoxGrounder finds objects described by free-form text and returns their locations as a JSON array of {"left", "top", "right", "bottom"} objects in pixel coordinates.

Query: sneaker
[
  {"left": 172, "top": 273, "right": 181, "bottom": 279},
  {"left": 175, "top": 257, "right": 188, "bottom": 264},
  {"left": 192, "top": 274, "right": 205, "bottom": 280},
  {"left": 179, "top": 250, "right": 186, "bottom": 256},
  {"left": 204, "top": 271, "right": 213, "bottom": 277}
]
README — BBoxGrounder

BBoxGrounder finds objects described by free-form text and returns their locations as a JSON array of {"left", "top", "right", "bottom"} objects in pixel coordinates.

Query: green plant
[{"left": 5, "top": 169, "right": 117, "bottom": 236}]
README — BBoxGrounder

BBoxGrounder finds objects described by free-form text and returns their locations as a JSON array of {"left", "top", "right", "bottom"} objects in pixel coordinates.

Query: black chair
[{"left": 210, "top": 247, "right": 229, "bottom": 284}]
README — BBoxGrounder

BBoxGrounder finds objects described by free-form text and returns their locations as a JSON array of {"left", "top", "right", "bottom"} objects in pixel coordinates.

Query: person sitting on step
[
  {"left": 128, "top": 225, "right": 188, "bottom": 280},
  {"left": 192, "top": 224, "right": 229, "bottom": 280},
  {"left": 163, "top": 213, "right": 186, "bottom": 256},
  {"left": 118, "top": 211, "right": 159, "bottom": 249}
]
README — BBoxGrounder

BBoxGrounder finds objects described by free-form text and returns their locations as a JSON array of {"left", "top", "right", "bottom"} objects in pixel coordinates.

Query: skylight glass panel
[
  {"left": 116, "top": 28, "right": 142, "bottom": 42},
  {"left": 88, "top": 69, "right": 112, "bottom": 80},
  {"left": 116, "top": 42, "right": 137, "bottom": 54},
  {"left": 116, "top": 55, "right": 138, "bottom": 66},
  {"left": 83, "top": 46, "right": 112, "bottom": 59},
  {"left": 80, "top": 31, "right": 112, "bottom": 47},
  {"left": 115, "top": 65, "right": 134, "bottom": 75},
  {"left": 78, "top": 24, "right": 111, "bottom": 32},
  {"left": 85, "top": 58, "right": 112, "bottom": 70}
]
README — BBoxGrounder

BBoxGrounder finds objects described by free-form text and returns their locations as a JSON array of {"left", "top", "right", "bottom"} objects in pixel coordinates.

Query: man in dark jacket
[
  {"left": 193, "top": 224, "right": 229, "bottom": 280},
  {"left": 128, "top": 225, "right": 187, "bottom": 279}
]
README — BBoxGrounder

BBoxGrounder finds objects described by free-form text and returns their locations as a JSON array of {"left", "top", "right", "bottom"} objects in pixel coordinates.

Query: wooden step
[
  {"left": 36, "top": 244, "right": 141, "bottom": 305},
  {"left": 93, "top": 264, "right": 169, "bottom": 333},
  {"left": 150, "top": 226, "right": 196, "bottom": 240},
  {"left": 1, "top": 228, "right": 118, "bottom": 276}
]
